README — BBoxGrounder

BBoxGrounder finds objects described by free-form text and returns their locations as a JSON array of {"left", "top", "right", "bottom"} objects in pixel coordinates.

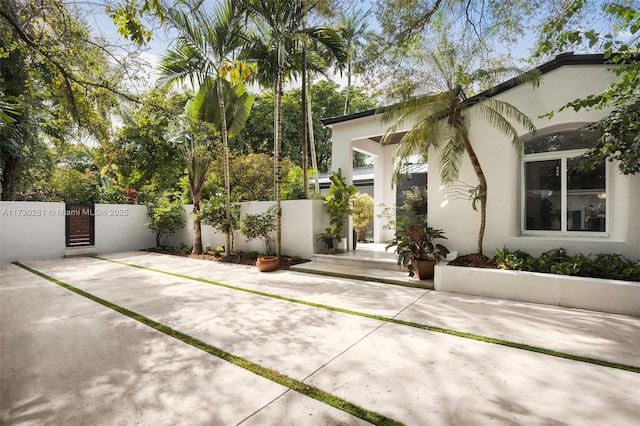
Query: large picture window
[{"left": 523, "top": 130, "right": 607, "bottom": 234}]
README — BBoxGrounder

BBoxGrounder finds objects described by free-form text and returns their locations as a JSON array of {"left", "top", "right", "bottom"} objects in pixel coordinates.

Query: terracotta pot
[
  {"left": 256, "top": 256, "right": 279, "bottom": 272},
  {"left": 412, "top": 259, "right": 436, "bottom": 280}
]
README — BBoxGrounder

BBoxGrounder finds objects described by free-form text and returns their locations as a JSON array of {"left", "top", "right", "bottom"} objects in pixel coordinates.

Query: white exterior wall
[
  {"left": 427, "top": 65, "right": 640, "bottom": 258},
  {"left": 0, "top": 201, "right": 66, "bottom": 262},
  {"left": 94, "top": 204, "right": 155, "bottom": 254}
]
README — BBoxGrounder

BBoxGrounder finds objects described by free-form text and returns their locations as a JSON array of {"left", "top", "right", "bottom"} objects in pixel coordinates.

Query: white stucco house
[{"left": 322, "top": 53, "right": 640, "bottom": 259}]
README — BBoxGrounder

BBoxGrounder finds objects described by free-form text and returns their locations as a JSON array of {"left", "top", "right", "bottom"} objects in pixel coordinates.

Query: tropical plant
[
  {"left": 322, "top": 171, "right": 357, "bottom": 245},
  {"left": 385, "top": 222, "right": 449, "bottom": 277},
  {"left": 171, "top": 116, "right": 218, "bottom": 254},
  {"left": 337, "top": 8, "right": 376, "bottom": 115},
  {"left": 384, "top": 37, "right": 537, "bottom": 254},
  {"left": 241, "top": 0, "right": 346, "bottom": 257},
  {"left": 146, "top": 194, "right": 187, "bottom": 247},
  {"left": 160, "top": 0, "right": 252, "bottom": 255},
  {"left": 492, "top": 247, "right": 640, "bottom": 281},
  {"left": 199, "top": 196, "right": 241, "bottom": 253},
  {"left": 240, "top": 206, "right": 277, "bottom": 255},
  {"left": 352, "top": 192, "right": 374, "bottom": 241}
]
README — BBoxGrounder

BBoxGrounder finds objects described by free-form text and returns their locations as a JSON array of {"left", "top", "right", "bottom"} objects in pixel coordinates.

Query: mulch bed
[
  {"left": 448, "top": 253, "right": 497, "bottom": 269},
  {"left": 148, "top": 248, "right": 309, "bottom": 270}
]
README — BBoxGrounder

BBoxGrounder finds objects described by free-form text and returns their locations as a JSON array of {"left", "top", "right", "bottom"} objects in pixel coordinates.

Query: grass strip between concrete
[
  {"left": 13, "top": 261, "right": 404, "bottom": 426},
  {"left": 98, "top": 256, "right": 640, "bottom": 374}
]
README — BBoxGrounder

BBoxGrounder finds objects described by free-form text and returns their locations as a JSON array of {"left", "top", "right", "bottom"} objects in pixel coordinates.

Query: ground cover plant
[{"left": 450, "top": 247, "right": 640, "bottom": 282}]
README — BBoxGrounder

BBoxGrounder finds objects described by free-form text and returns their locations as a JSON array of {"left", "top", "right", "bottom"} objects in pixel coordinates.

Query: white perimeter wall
[
  {"left": 0, "top": 201, "right": 66, "bottom": 262},
  {"left": 170, "top": 200, "right": 328, "bottom": 259},
  {"left": 94, "top": 204, "right": 156, "bottom": 254},
  {"left": 2, "top": 200, "right": 329, "bottom": 262}
]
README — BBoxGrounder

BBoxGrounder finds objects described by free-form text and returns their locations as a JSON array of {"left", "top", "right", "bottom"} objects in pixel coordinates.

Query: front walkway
[{"left": 2, "top": 252, "right": 639, "bottom": 425}]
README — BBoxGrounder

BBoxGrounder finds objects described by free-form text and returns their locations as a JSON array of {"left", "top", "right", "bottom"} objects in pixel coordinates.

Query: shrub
[
  {"left": 146, "top": 196, "right": 186, "bottom": 247},
  {"left": 240, "top": 207, "right": 276, "bottom": 256},
  {"left": 492, "top": 248, "right": 639, "bottom": 281},
  {"left": 352, "top": 193, "right": 374, "bottom": 241},
  {"left": 199, "top": 196, "right": 240, "bottom": 253}
]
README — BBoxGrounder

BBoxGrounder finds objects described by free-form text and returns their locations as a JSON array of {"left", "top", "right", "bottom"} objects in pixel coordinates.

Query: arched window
[{"left": 522, "top": 129, "right": 607, "bottom": 234}]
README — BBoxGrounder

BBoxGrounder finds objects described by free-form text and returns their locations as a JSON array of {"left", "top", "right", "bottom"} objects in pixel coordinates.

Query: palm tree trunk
[
  {"left": 274, "top": 67, "right": 283, "bottom": 259},
  {"left": 217, "top": 78, "right": 232, "bottom": 256},
  {"left": 343, "top": 61, "right": 351, "bottom": 115},
  {"left": 301, "top": 43, "right": 309, "bottom": 198},
  {"left": 460, "top": 133, "right": 487, "bottom": 254},
  {"left": 193, "top": 198, "right": 203, "bottom": 254},
  {"left": 307, "top": 78, "right": 320, "bottom": 193}
]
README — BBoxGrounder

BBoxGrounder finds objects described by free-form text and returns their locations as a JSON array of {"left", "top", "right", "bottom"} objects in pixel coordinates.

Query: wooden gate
[{"left": 65, "top": 204, "right": 95, "bottom": 247}]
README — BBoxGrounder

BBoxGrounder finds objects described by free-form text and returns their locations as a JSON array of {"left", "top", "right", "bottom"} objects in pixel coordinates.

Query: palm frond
[
  {"left": 438, "top": 134, "right": 464, "bottom": 184},
  {"left": 477, "top": 99, "right": 536, "bottom": 154}
]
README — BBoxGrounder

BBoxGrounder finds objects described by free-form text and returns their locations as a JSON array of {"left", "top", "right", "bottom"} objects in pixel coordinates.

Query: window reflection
[
  {"left": 525, "top": 160, "right": 561, "bottom": 230},
  {"left": 567, "top": 158, "right": 606, "bottom": 231}
]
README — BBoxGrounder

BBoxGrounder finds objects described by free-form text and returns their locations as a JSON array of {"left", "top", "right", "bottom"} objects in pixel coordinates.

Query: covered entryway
[{"left": 322, "top": 109, "right": 416, "bottom": 249}]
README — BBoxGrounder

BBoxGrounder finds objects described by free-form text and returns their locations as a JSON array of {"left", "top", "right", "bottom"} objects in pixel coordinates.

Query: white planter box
[{"left": 434, "top": 264, "right": 640, "bottom": 316}]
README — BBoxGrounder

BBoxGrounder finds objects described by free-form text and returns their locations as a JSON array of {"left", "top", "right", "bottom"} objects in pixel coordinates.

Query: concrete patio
[{"left": 2, "top": 252, "right": 639, "bottom": 425}]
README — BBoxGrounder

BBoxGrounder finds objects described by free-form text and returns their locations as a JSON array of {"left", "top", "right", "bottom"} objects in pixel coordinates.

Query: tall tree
[
  {"left": 241, "top": 0, "right": 345, "bottom": 258},
  {"left": 171, "top": 115, "right": 218, "bottom": 255},
  {"left": 160, "top": 0, "right": 250, "bottom": 255},
  {"left": 385, "top": 38, "right": 537, "bottom": 254},
  {"left": 0, "top": 0, "right": 123, "bottom": 200},
  {"left": 338, "top": 7, "right": 376, "bottom": 115}
]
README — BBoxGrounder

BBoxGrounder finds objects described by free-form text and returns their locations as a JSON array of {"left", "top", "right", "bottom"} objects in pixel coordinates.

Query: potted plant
[
  {"left": 319, "top": 171, "right": 357, "bottom": 253},
  {"left": 240, "top": 207, "right": 278, "bottom": 272},
  {"left": 386, "top": 222, "right": 450, "bottom": 280},
  {"left": 317, "top": 225, "right": 340, "bottom": 254}
]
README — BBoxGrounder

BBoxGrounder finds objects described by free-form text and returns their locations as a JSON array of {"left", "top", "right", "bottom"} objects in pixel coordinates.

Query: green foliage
[
  {"left": 401, "top": 186, "right": 428, "bottom": 220},
  {"left": 492, "top": 248, "right": 640, "bottom": 281},
  {"left": 536, "top": 2, "right": 640, "bottom": 175},
  {"left": 51, "top": 167, "right": 100, "bottom": 203},
  {"left": 233, "top": 81, "right": 377, "bottom": 172},
  {"left": 209, "top": 153, "right": 295, "bottom": 201},
  {"left": 98, "top": 89, "right": 188, "bottom": 199},
  {"left": 240, "top": 206, "right": 277, "bottom": 256},
  {"left": 282, "top": 166, "right": 319, "bottom": 200},
  {"left": 192, "top": 77, "right": 255, "bottom": 139},
  {"left": 386, "top": 223, "right": 450, "bottom": 277},
  {"left": 200, "top": 197, "right": 241, "bottom": 234},
  {"left": 352, "top": 193, "right": 374, "bottom": 241},
  {"left": 322, "top": 171, "right": 357, "bottom": 243},
  {"left": 199, "top": 196, "right": 240, "bottom": 252},
  {"left": 581, "top": 100, "right": 640, "bottom": 175},
  {"left": 146, "top": 195, "right": 186, "bottom": 247}
]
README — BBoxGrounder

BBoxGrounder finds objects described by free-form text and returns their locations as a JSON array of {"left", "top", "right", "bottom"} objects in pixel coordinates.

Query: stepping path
[{"left": 2, "top": 252, "right": 639, "bottom": 425}]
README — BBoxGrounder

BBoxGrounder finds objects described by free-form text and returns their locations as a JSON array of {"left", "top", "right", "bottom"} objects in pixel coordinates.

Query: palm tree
[
  {"left": 338, "top": 8, "right": 376, "bottom": 115},
  {"left": 241, "top": 0, "right": 345, "bottom": 258},
  {"left": 386, "top": 41, "right": 537, "bottom": 254},
  {"left": 159, "top": 0, "right": 247, "bottom": 256},
  {"left": 171, "top": 117, "right": 216, "bottom": 255}
]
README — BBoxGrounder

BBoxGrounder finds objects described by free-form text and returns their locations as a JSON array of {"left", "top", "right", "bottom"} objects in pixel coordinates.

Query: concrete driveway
[{"left": 2, "top": 252, "right": 639, "bottom": 425}]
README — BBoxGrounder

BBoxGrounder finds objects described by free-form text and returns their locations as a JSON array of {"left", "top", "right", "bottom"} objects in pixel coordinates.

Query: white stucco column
[
  {"left": 331, "top": 133, "right": 354, "bottom": 250},
  {"left": 371, "top": 145, "right": 399, "bottom": 243}
]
